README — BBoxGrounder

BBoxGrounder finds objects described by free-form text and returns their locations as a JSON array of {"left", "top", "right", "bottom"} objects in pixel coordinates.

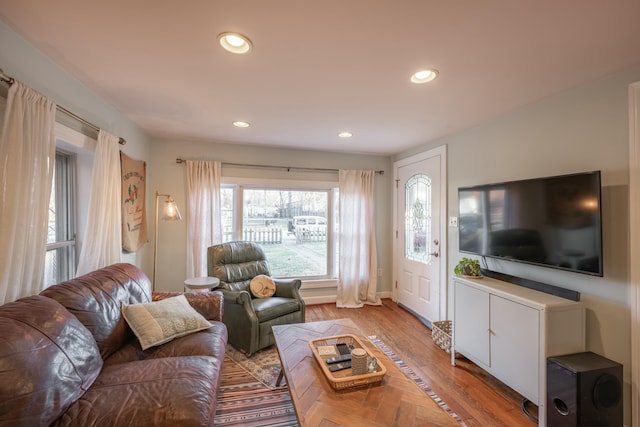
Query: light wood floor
[{"left": 306, "top": 299, "right": 538, "bottom": 427}]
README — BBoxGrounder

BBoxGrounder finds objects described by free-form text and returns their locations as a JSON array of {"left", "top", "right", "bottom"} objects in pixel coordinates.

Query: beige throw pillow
[
  {"left": 122, "top": 294, "right": 212, "bottom": 350},
  {"left": 249, "top": 275, "right": 276, "bottom": 298}
]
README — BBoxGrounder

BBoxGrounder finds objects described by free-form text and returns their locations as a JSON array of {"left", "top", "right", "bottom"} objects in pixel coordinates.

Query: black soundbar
[{"left": 480, "top": 268, "right": 580, "bottom": 302}]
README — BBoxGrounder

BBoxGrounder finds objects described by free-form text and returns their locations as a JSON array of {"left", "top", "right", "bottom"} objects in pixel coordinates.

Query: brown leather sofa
[{"left": 0, "top": 263, "right": 228, "bottom": 427}]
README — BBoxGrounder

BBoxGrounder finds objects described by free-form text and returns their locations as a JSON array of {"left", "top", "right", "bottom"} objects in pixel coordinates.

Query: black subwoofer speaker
[{"left": 547, "top": 352, "right": 622, "bottom": 427}]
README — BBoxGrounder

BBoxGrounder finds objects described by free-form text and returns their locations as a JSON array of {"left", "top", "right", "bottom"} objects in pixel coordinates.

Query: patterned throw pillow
[
  {"left": 122, "top": 294, "right": 211, "bottom": 350},
  {"left": 249, "top": 275, "right": 276, "bottom": 298}
]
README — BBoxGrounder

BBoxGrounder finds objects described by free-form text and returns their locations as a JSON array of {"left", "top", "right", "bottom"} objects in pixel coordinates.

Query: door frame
[{"left": 392, "top": 145, "right": 448, "bottom": 322}]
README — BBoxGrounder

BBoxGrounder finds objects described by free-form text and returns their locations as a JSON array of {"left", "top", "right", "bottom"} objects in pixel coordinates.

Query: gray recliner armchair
[{"left": 207, "top": 241, "right": 305, "bottom": 356}]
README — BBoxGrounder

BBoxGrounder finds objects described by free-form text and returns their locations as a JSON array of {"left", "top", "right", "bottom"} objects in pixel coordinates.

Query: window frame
[
  {"left": 221, "top": 176, "right": 339, "bottom": 287},
  {"left": 45, "top": 149, "right": 77, "bottom": 286},
  {"left": 43, "top": 122, "right": 96, "bottom": 286}
]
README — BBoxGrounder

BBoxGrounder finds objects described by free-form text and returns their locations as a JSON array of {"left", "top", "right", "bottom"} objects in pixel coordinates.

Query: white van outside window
[{"left": 291, "top": 216, "right": 327, "bottom": 238}]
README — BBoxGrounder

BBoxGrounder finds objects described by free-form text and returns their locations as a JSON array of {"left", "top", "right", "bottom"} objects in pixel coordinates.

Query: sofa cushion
[
  {"left": 103, "top": 322, "right": 228, "bottom": 365},
  {"left": 122, "top": 294, "right": 212, "bottom": 350},
  {"left": 51, "top": 356, "right": 221, "bottom": 427},
  {"left": 146, "top": 322, "right": 227, "bottom": 360},
  {"left": 0, "top": 295, "right": 103, "bottom": 427},
  {"left": 40, "top": 263, "right": 152, "bottom": 360}
]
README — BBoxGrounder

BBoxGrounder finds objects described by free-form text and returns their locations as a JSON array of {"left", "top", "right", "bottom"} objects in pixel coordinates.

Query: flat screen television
[{"left": 458, "top": 171, "right": 603, "bottom": 277}]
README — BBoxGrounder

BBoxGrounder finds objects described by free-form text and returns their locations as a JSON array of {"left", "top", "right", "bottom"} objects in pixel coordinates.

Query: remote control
[
  {"left": 328, "top": 361, "right": 351, "bottom": 372},
  {"left": 325, "top": 353, "right": 351, "bottom": 364},
  {"left": 336, "top": 343, "right": 351, "bottom": 355}
]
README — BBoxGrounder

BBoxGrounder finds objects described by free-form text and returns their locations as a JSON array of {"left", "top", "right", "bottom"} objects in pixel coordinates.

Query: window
[
  {"left": 221, "top": 179, "right": 339, "bottom": 281},
  {"left": 44, "top": 150, "right": 76, "bottom": 286}
]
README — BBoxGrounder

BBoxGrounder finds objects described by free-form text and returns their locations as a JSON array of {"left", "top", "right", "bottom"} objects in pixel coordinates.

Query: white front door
[{"left": 394, "top": 146, "right": 447, "bottom": 324}]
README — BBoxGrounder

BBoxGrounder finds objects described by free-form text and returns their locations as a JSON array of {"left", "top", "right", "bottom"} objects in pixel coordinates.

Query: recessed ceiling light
[
  {"left": 411, "top": 69, "right": 439, "bottom": 84},
  {"left": 338, "top": 131, "right": 353, "bottom": 138},
  {"left": 218, "top": 32, "right": 252, "bottom": 54},
  {"left": 233, "top": 121, "right": 250, "bottom": 128}
]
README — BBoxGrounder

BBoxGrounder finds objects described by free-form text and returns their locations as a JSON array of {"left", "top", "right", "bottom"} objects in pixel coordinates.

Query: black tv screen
[{"left": 458, "top": 171, "right": 603, "bottom": 276}]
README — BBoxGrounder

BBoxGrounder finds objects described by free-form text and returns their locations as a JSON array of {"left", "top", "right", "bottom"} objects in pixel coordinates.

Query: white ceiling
[{"left": 1, "top": 1, "right": 639, "bottom": 155}]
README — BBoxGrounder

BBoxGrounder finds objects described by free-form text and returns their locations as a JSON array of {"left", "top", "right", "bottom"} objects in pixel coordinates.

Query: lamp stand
[{"left": 153, "top": 191, "right": 182, "bottom": 291}]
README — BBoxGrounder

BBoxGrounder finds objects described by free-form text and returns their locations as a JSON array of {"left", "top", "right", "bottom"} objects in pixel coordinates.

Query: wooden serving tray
[{"left": 308, "top": 334, "right": 386, "bottom": 391}]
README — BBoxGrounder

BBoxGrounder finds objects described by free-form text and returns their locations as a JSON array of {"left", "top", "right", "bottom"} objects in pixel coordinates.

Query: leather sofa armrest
[
  {"left": 152, "top": 290, "right": 224, "bottom": 322},
  {"left": 273, "top": 278, "right": 302, "bottom": 299}
]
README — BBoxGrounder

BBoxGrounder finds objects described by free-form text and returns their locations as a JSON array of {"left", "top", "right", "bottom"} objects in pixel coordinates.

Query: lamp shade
[{"left": 161, "top": 198, "right": 182, "bottom": 221}]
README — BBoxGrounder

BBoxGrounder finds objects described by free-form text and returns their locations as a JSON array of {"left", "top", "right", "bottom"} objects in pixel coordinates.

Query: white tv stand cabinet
[{"left": 452, "top": 275, "right": 585, "bottom": 427}]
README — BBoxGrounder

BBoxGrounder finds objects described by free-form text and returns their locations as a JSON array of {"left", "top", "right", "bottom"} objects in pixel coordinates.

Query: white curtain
[
  {"left": 336, "top": 169, "right": 381, "bottom": 308},
  {"left": 186, "top": 160, "right": 222, "bottom": 278},
  {"left": 0, "top": 82, "right": 56, "bottom": 304},
  {"left": 76, "top": 130, "right": 122, "bottom": 275}
]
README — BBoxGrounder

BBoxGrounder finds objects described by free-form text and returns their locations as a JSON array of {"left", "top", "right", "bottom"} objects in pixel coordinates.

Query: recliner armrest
[
  {"left": 220, "top": 289, "right": 253, "bottom": 306},
  {"left": 273, "top": 278, "right": 302, "bottom": 299},
  {"left": 152, "top": 290, "right": 224, "bottom": 322}
]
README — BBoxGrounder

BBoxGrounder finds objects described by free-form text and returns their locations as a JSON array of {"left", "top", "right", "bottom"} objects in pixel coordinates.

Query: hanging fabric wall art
[{"left": 120, "top": 152, "right": 148, "bottom": 252}]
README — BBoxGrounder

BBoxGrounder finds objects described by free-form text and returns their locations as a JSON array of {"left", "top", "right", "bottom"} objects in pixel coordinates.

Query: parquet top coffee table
[{"left": 272, "top": 318, "right": 460, "bottom": 427}]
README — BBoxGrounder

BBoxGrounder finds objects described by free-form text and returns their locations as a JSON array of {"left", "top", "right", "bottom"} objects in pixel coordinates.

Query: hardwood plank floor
[{"left": 306, "top": 299, "right": 538, "bottom": 427}]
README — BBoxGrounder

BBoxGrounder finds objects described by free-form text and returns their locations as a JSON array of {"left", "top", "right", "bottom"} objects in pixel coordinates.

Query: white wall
[
  {"left": 0, "top": 20, "right": 154, "bottom": 275},
  {"left": 396, "top": 64, "right": 640, "bottom": 424},
  {"left": 149, "top": 138, "right": 393, "bottom": 301}
]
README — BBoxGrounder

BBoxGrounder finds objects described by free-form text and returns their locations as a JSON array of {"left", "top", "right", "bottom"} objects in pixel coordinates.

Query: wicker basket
[
  {"left": 432, "top": 320, "right": 456, "bottom": 355},
  {"left": 309, "top": 334, "right": 386, "bottom": 391}
]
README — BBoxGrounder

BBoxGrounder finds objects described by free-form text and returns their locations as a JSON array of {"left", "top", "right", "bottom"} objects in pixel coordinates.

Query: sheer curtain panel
[
  {"left": 336, "top": 169, "right": 381, "bottom": 308},
  {"left": 0, "top": 82, "right": 56, "bottom": 304},
  {"left": 186, "top": 160, "right": 222, "bottom": 278},
  {"left": 76, "top": 130, "right": 122, "bottom": 275}
]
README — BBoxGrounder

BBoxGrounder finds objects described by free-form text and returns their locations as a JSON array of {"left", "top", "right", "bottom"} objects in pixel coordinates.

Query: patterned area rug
[
  {"left": 218, "top": 338, "right": 466, "bottom": 427},
  {"left": 215, "top": 355, "right": 297, "bottom": 426},
  {"left": 226, "top": 345, "right": 284, "bottom": 389}
]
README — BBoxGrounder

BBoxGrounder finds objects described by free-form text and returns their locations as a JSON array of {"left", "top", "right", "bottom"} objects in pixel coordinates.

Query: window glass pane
[
  {"left": 44, "top": 150, "right": 76, "bottom": 285},
  {"left": 44, "top": 249, "right": 58, "bottom": 287},
  {"left": 47, "top": 176, "right": 57, "bottom": 244},
  {"left": 44, "top": 245, "right": 75, "bottom": 287},
  {"left": 332, "top": 188, "right": 340, "bottom": 276},
  {"left": 242, "top": 188, "right": 329, "bottom": 278},
  {"left": 405, "top": 174, "right": 432, "bottom": 264},
  {"left": 221, "top": 186, "right": 234, "bottom": 242}
]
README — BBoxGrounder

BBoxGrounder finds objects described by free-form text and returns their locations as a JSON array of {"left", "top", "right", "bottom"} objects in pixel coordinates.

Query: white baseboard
[
  {"left": 378, "top": 291, "right": 392, "bottom": 300},
  {"left": 303, "top": 295, "right": 336, "bottom": 305},
  {"left": 303, "top": 291, "right": 392, "bottom": 306}
]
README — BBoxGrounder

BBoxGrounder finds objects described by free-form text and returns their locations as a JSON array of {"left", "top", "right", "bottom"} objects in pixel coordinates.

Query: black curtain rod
[
  {"left": 175, "top": 158, "right": 384, "bottom": 175},
  {"left": 0, "top": 68, "right": 126, "bottom": 145}
]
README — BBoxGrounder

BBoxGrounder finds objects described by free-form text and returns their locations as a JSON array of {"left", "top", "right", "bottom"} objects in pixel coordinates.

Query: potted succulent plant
[{"left": 454, "top": 257, "right": 482, "bottom": 278}]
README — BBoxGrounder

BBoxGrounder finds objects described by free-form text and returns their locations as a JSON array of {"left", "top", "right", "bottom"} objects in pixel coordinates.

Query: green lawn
[{"left": 262, "top": 240, "right": 327, "bottom": 277}]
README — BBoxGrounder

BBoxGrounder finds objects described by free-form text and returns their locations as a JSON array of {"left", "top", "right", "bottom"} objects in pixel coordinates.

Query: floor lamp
[{"left": 153, "top": 191, "right": 182, "bottom": 291}]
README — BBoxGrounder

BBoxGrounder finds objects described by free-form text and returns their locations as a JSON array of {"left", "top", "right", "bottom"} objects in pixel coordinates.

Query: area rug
[
  {"left": 215, "top": 355, "right": 298, "bottom": 427},
  {"left": 221, "top": 338, "right": 466, "bottom": 427},
  {"left": 226, "top": 345, "right": 284, "bottom": 389},
  {"left": 368, "top": 335, "right": 468, "bottom": 427}
]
